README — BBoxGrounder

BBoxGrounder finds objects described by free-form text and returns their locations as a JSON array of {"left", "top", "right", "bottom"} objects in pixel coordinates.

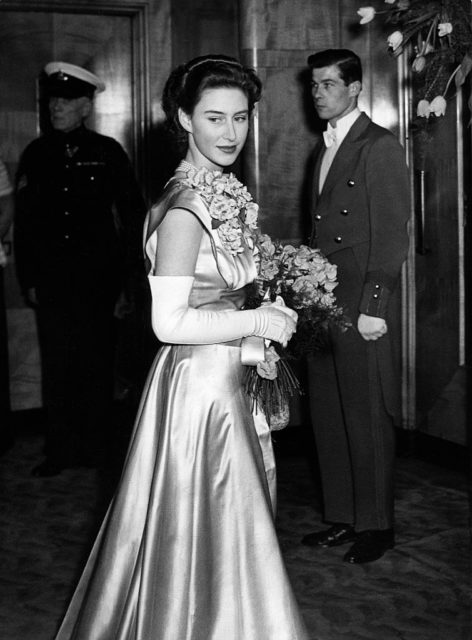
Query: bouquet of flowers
[{"left": 244, "top": 232, "right": 350, "bottom": 429}]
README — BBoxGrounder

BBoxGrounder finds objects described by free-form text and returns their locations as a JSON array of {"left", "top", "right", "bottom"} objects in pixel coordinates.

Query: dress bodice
[{"left": 144, "top": 178, "right": 258, "bottom": 312}]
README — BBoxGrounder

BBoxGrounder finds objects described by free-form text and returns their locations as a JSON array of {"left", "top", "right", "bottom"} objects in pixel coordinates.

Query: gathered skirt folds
[{"left": 55, "top": 343, "right": 309, "bottom": 640}]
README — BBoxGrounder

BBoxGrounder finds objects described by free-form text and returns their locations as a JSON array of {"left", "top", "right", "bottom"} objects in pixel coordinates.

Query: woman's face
[{"left": 179, "top": 87, "right": 250, "bottom": 170}]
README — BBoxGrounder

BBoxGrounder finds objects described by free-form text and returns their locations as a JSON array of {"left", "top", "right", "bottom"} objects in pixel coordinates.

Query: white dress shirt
[{"left": 318, "top": 107, "right": 361, "bottom": 193}]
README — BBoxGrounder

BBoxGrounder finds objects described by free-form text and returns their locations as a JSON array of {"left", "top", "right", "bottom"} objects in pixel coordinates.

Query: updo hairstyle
[{"left": 162, "top": 54, "right": 262, "bottom": 150}]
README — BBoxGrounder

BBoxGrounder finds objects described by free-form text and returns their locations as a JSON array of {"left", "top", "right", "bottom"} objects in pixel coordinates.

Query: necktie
[{"left": 323, "top": 128, "right": 337, "bottom": 148}]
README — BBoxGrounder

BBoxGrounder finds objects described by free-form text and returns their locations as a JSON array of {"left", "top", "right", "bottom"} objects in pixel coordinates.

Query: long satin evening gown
[{"left": 55, "top": 176, "right": 309, "bottom": 640}]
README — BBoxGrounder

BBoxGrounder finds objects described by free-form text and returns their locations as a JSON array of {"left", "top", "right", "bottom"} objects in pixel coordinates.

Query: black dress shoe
[
  {"left": 343, "top": 529, "right": 395, "bottom": 564},
  {"left": 31, "top": 459, "right": 63, "bottom": 477},
  {"left": 301, "top": 523, "right": 357, "bottom": 548}
]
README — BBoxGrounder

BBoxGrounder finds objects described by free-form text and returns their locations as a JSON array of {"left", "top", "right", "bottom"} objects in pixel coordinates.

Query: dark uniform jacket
[{"left": 15, "top": 125, "right": 146, "bottom": 305}]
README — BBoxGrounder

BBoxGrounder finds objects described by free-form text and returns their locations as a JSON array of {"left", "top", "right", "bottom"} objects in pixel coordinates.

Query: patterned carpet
[{"left": 0, "top": 413, "right": 470, "bottom": 640}]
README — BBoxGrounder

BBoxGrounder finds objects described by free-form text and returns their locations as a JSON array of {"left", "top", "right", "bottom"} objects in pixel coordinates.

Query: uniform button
[
  {"left": 63, "top": 186, "right": 69, "bottom": 192},
  {"left": 90, "top": 176, "right": 95, "bottom": 181},
  {"left": 64, "top": 234, "right": 70, "bottom": 239},
  {"left": 347, "top": 180, "right": 355, "bottom": 187},
  {"left": 315, "top": 214, "right": 321, "bottom": 221},
  {"left": 334, "top": 236, "right": 342, "bottom": 243},
  {"left": 373, "top": 293, "right": 379, "bottom": 299},
  {"left": 375, "top": 284, "right": 380, "bottom": 289},
  {"left": 64, "top": 211, "right": 70, "bottom": 216},
  {"left": 340, "top": 209, "right": 348, "bottom": 215}
]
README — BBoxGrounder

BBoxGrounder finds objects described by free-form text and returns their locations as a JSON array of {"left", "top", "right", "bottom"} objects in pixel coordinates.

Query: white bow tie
[{"left": 323, "top": 129, "right": 337, "bottom": 148}]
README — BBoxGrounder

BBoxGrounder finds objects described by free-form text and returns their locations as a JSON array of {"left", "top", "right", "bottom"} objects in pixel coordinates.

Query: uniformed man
[{"left": 15, "top": 62, "right": 147, "bottom": 476}]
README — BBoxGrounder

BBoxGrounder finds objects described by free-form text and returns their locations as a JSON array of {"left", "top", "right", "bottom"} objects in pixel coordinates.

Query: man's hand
[{"left": 357, "top": 313, "right": 387, "bottom": 341}]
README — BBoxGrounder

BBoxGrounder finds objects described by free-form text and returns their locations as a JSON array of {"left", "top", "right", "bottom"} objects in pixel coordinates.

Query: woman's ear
[{"left": 178, "top": 108, "right": 192, "bottom": 133}]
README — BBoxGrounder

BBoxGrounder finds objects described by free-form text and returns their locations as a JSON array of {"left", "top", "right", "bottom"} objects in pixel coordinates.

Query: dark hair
[
  {"left": 162, "top": 54, "right": 262, "bottom": 149},
  {"left": 307, "top": 49, "right": 362, "bottom": 85}
]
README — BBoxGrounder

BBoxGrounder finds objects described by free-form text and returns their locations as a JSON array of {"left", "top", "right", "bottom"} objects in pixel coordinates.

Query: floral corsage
[{"left": 179, "top": 164, "right": 259, "bottom": 255}]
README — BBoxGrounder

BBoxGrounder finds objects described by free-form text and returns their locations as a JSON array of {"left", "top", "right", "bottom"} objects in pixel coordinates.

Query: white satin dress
[{"left": 54, "top": 178, "right": 309, "bottom": 640}]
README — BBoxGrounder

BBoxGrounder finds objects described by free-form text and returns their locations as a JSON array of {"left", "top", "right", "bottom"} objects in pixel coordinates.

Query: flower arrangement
[
  {"left": 357, "top": 0, "right": 472, "bottom": 119},
  {"left": 180, "top": 165, "right": 259, "bottom": 255},
  {"left": 244, "top": 232, "right": 350, "bottom": 429},
  {"left": 250, "top": 233, "right": 347, "bottom": 356}
]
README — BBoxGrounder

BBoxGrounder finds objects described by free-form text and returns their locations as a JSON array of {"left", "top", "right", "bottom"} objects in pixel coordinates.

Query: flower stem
[
  {"left": 443, "top": 63, "right": 461, "bottom": 96},
  {"left": 423, "top": 15, "right": 438, "bottom": 52}
]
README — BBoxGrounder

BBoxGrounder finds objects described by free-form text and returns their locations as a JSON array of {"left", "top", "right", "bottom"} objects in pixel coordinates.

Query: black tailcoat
[{"left": 307, "top": 113, "right": 410, "bottom": 529}]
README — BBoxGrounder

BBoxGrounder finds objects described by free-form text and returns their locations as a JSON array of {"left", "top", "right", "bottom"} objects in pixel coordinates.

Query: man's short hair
[{"left": 307, "top": 49, "right": 362, "bottom": 86}]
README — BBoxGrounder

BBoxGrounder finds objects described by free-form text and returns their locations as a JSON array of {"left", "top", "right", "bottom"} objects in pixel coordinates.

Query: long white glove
[{"left": 148, "top": 275, "right": 297, "bottom": 346}]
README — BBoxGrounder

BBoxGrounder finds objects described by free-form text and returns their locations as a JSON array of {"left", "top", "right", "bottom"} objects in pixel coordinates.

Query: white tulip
[
  {"left": 357, "top": 7, "right": 376, "bottom": 24},
  {"left": 430, "top": 96, "right": 447, "bottom": 116},
  {"left": 416, "top": 99, "right": 431, "bottom": 118},
  {"left": 438, "top": 23, "right": 453, "bottom": 37},
  {"left": 387, "top": 31, "right": 404, "bottom": 51}
]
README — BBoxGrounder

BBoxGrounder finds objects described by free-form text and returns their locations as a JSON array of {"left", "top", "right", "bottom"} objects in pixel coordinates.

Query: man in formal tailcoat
[
  {"left": 15, "top": 62, "right": 146, "bottom": 476},
  {"left": 301, "top": 49, "right": 410, "bottom": 563}
]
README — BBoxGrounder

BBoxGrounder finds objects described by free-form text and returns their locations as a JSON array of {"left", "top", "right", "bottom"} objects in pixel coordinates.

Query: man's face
[
  {"left": 48, "top": 96, "right": 91, "bottom": 132},
  {"left": 311, "top": 64, "right": 359, "bottom": 125}
]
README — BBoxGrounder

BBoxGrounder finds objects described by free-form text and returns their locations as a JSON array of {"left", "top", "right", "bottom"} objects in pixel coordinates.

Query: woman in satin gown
[{"left": 55, "top": 55, "right": 309, "bottom": 640}]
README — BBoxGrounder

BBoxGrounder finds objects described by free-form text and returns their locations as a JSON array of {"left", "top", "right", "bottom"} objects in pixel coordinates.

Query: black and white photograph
[{"left": 0, "top": 1, "right": 470, "bottom": 639}]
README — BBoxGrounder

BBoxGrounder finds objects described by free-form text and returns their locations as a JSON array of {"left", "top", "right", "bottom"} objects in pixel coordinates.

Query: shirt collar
[{"left": 327, "top": 107, "right": 361, "bottom": 147}]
